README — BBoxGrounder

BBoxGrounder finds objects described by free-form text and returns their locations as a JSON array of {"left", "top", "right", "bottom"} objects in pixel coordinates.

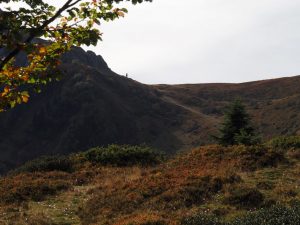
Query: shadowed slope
[{"left": 0, "top": 60, "right": 189, "bottom": 170}]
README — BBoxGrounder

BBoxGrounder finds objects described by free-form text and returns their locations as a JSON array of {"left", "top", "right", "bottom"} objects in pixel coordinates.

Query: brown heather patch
[
  {"left": 78, "top": 145, "right": 252, "bottom": 224},
  {"left": 77, "top": 145, "right": 288, "bottom": 224},
  {"left": 0, "top": 172, "right": 72, "bottom": 204}
]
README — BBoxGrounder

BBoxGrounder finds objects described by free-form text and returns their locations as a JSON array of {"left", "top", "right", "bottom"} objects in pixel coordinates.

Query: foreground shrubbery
[
  {"left": 182, "top": 204, "right": 300, "bottom": 225},
  {"left": 10, "top": 145, "right": 163, "bottom": 175},
  {"left": 202, "top": 144, "right": 285, "bottom": 171},
  {"left": 0, "top": 172, "right": 71, "bottom": 203},
  {"left": 81, "top": 144, "right": 164, "bottom": 166},
  {"left": 1, "top": 141, "right": 298, "bottom": 224},
  {"left": 12, "top": 155, "right": 74, "bottom": 174},
  {"left": 267, "top": 136, "right": 300, "bottom": 150},
  {"left": 230, "top": 204, "right": 300, "bottom": 225},
  {"left": 234, "top": 145, "right": 285, "bottom": 170}
]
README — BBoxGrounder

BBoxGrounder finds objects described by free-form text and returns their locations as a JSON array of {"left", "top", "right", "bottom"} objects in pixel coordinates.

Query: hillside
[
  {"left": 155, "top": 76, "right": 300, "bottom": 140},
  {"left": 0, "top": 142, "right": 299, "bottom": 225},
  {"left": 0, "top": 47, "right": 207, "bottom": 172},
  {"left": 1, "top": 47, "right": 300, "bottom": 171}
]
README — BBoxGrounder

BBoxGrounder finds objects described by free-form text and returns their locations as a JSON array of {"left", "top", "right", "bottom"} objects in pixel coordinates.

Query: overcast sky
[{"left": 7, "top": 0, "right": 300, "bottom": 84}]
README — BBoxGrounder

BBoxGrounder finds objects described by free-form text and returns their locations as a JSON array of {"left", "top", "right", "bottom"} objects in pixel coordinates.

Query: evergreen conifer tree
[{"left": 216, "top": 99, "right": 260, "bottom": 146}]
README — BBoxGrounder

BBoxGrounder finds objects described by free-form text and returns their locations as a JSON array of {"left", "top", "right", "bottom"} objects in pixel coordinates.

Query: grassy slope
[
  {"left": 155, "top": 75, "right": 300, "bottom": 142},
  {"left": 0, "top": 145, "right": 299, "bottom": 225}
]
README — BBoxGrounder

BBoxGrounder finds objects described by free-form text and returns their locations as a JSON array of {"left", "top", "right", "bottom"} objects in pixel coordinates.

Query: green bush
[
  {"left": 81, "top": 144, "right": 164, "bottom": 166},
  {"left": 12, "top": 155, "right": 74, "bottom": 174},
  {"left": 267, "top": 136, "right": 300, "bottom": 150}
]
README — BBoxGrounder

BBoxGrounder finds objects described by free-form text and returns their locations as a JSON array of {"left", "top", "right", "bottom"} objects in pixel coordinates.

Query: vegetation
[
  {"left": 81, "top": 144, "right": 165, "bottom": 166},
  {"left": 267, "top": 136, "right": 300, "bottom": 150},
  {"left": 214, "top": 100, "right": 260, "bottom": 146},
  {"left": 223, "top": 187, "right": 264, "bottom": 208},
  {"left": 12, "top": 155, "right": 74, "bottom": 174},
  {"left": 181, "top": 213, "right": 222, "bottom": 225},
  {"left": 0, "top": 0, "right": 151, "bottom": 111},
  {"left": 230, "top": 204, "right": 300, "bottom": 225},
  {"left": 182, "top": 204, "right": 300, "bottom": 225},
  {"left": 0, "top": 139, "right": 299, "bottom": 224},
  {"left": 0, "top": 172, "right": 71, "bottom": 203}
]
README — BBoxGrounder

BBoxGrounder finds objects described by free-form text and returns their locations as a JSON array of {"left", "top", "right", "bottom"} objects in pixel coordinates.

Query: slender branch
[
  {"left": 68, "top": 0, "right": 82, "bottom": 8},
  {"left": 44, "top": 18, "right": 87, "bottom": 33}
]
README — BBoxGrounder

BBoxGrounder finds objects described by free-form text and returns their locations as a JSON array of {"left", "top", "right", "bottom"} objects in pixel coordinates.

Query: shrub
[
  {"left": 267, "top": 136, "right": 300, "bottom": 150},
  {"left": 182, "top": 204, "right": 300, "bottom": 225},
  {"left": 81, "top": 144, "right": 164, "bottom": 166},
  {"left": 230, "top": 204, "right": 300, "bottom": 225},
  {"left": 12, "top": 155, "right": 74, "bottom": 174},
  {"left": 224, "top": 187, "right": 264, "bottom": 209}
]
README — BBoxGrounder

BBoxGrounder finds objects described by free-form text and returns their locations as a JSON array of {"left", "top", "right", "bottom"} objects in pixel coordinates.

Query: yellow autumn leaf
[
  {"left": 117, "top": 11, "right": 125, "bottom": 17},
  {"left": 4, "top": 86, "right": 10, "bottom": 93},
  {"left": 22, "top": 75, "right": 29, "bottom": 81},
  {"left": 1, "top": 70, "right": 11, "bottom": 77},
  {"left": 39, "top": 47, "right": 47, "bottom": 54},
  {"left": 21, "top": 95, "right": 29, "bottom": 103}
]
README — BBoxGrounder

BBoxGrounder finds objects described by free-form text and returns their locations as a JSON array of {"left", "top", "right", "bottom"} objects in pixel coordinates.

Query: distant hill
[
  {"left": 155, "top": 76, "right": 300, "bottom": 140},
  {"left": 1, "top": 46, "right": 300, "bottom": 171}
]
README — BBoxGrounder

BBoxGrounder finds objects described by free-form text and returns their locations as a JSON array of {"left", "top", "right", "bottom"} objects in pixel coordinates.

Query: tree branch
[
  {"left": 0, "top": 0, "right": 82, "bottom": 71},
  {"left": 68, "top": 0, "right": 82, "bottom": 8}
]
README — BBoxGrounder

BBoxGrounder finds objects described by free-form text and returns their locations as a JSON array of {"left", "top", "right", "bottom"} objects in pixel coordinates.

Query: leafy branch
[{"left": 0, "top": 0, "right": 152, "bottom": 111}]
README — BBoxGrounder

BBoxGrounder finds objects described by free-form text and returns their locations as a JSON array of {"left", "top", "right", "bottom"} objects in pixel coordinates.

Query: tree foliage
[
  {"left": 215, "top": 99, "right": 260, "bottom": 146},
  {"left": 0, "top": 0, "right": 151, "bottom": 111}
]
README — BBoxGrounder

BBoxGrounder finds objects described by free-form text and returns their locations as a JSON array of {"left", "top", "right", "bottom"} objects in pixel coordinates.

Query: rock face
[
  {"left": 61, "top": 47, "right": 112, "bottom": 74},
  {"left": 1, "top": 46, "right": 300, "bottom": 173}
]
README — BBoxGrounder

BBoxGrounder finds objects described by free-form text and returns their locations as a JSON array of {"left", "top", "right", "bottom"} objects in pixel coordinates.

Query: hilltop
[{"left": 1, "top": 47, "right": 300, "bottom": 171}]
